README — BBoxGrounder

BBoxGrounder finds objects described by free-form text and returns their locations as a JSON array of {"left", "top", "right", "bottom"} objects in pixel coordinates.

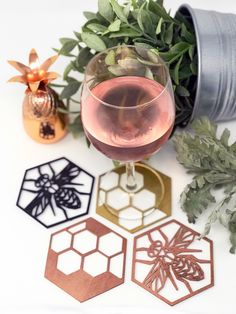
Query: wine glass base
[{"left": 96, "top": 163, "right": 172, "bottom": 233}]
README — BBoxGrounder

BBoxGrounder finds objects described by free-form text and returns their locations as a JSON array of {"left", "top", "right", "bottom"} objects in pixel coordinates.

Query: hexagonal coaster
[
  {"left": 45, "top": 217, "right": 127, "bottom": 302},
  {"left": 132, "top": 219, "right": 214, "bottom": 306},
  {"left": 16, "top": 157, "right": 94, "bottom": 228},
  {"left": 96, "top": 163, "right": 171, "bottom": 233}
]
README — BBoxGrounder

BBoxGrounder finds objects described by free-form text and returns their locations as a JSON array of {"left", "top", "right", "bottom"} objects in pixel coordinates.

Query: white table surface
[{"left": 1, "top": 1, "right": 236, "bottom": 313}]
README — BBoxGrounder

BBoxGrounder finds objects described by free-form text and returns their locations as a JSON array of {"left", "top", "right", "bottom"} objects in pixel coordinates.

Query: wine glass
[{"left": 81, "top": 45, "right": 175, "bottom": 227}]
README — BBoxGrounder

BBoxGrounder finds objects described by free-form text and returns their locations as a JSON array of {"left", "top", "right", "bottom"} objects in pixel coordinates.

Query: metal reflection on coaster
[
  {"left": 132, "top": 219, "right": 214, "bottom": 306},
  {"left": 96, "top": 163, "right": 171, "bottom": 233},
  {"left": 16, "top": 157, "right": 94, "bottom": 228},
  {"left": 45, "top": 217, "right": 127, "bottom": 302}
]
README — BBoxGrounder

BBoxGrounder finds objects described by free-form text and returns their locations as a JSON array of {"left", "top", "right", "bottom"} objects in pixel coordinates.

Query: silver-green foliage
[{"left": 174, "top": 117, "right": 236, "bottom": 254}]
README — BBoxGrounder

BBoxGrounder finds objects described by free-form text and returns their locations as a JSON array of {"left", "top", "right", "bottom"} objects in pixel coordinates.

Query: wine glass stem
[{"left": 126, "top": 161, "right": 137, "bottom": 191}]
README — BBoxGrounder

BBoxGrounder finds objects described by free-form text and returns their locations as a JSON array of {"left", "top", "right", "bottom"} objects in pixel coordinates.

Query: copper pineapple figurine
[{"left": 8, "top": 49, "right": 68, "bottom": 143}]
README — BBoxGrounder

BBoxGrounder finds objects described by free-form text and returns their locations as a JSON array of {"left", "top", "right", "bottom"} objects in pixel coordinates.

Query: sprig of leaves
[
  {"left": 173, "top": 117, "right": 236, "bottom": 254},
  {"left": 54, "top": 0, "right": 197, "bottom": 137}
]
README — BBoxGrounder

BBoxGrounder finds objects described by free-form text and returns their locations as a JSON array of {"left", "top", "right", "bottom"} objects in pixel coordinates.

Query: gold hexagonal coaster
[{"left": 96, "top": 163, "right": 171, "bottom": 233}]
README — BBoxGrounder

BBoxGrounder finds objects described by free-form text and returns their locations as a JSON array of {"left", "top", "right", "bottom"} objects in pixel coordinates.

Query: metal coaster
[
  {"left": 132, "top": 219, "right": 214, "bottom": 306},
  {"left": 96, "top": 163, "right": 171, "bottom": 233},
  {"left": 45, "top": 217, "right": 127, "bottom": 302},
  {"left": 16, "top": 157, "right": 94, "bottom": 228}
]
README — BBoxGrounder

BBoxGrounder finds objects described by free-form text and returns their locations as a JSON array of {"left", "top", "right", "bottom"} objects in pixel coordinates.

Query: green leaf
[
  {"left": 170, "top": 42, "right": 191, "bottom": 54},
  {"left": 110, "top": 0, "right": 128, "bottom": 23},
  {"left": 137, "top": 7, "right": 156, "bottom": 37},
  {"left": 181, "top": 23, "right": 195, "bottom": 44},
  {"left": 173, "top": 55, "right": 183, "bottom": 85},
  {"left": 108, "top": 64, "right": 127, "bottom": 76},
  {"left": 83, "top": 11, "right": 97, "bottom": 20},
  {"left": 178, "top": 66, "right": 192, "bottom": 80},
  {"left": 137, "top": 57, "right": 158, "bottom": 66},
  {"left": 148, "top": 10, "right": 159, "bottom": 24},
  {"left": 105, "top": 49, "right": 116, "bottom": 65},
  {"left": 145, "top": 67, "right": 154, "bottom": 79},
  {"left": 200, "top": 209, "right": 218, "bottom": 238},
  {"left": 156, "top": 17, "right": 163, "bottom": 34},
  {"left": 59, "top": 37, "right": 76, "bottom": 45},
  {"left": 164, "top": 22, "right": 173, "bottom": 44},
  {"left": 174, "top": 117, "right": 236, "bottom": 253},
  {"left": 135, "top": 42, "right": 154, "bottom": 49},
  {"left": 73, "top": 32, "right": 81, "bottom": 40},
  {"left": 180, "top": 181, "right": 215, "bottom": 223},
  {"left": 77, "top": 47, "right": 93, "bottom": 67},
  {"left": 156, "top": 0, "right": 164, "bottom": 6},
  {"left": 131, "top": 0, "right": 138, "bottom": 9},
  {"left": 132, "top": 9, "right": 139, "bottom": 20},
  {"left": 87, "top": 23, "right": 107, "bottom": 33},
  {"left": 109, "top": 27, "right": 142, "bottom": 38},
  {"left": 60, "top": 81, "right": 81, "bottom": 99},
  {"left": 229, "top": 212, "right": 236, "bottom": 233},
  {"left": 63, "top": 63, "right": 73, "bottom": 80},
  {"left": 188, "top": 45, "right": 195, "bottom": 61},
  {"left": 68, "top": 114, "right": 84, "bottom": 138},
  {"left": 159, "top": 42, "right": 191, "bottom": 64},
  {"left": 81, "top": 32, "right": 106, "bottom": 51},
  {"left": 123, "top": 2, "right": 131, "bottom": 18},
  {"left": 230, "top": 232, "right": 236, "bottom": 254},
  {"left": 192, "top": 117, "right": 217, "bottom": 138},
  {"left": 176, "top": 85, "right": 190, "bottom": 97},
  {"left": 220, "top": 128, "right": 231, "bottom": 147},
  {"left": 148, "top": 0, "right": 174, "bottom": 22},
  {"left": 108, "top": 19, "right": 121, "bottom": 32},
  {"left": 98, "top": 0, "right": 114, "bottom": 22},
  {"left": 190, "top": 62, "right": 198, "bottom": 75},
  {"left": 59, "top": 39, "right": 78, "bottom": 55}
]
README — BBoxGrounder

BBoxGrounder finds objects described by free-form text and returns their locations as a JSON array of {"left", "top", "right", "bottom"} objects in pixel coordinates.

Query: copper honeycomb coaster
[
  {"left": 45, "top": 217, "right": 127, "bottom": 302},
  {"left": 96, "top": 163, "right": 171, "bottom": 233},
  {"left": 132, "top": 219, "right": 214, "bottom": 306}
]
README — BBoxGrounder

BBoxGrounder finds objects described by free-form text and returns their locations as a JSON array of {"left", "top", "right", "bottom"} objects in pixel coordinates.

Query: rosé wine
[{"left": 82, "top": 76, "right": 175, "bottom": 162}]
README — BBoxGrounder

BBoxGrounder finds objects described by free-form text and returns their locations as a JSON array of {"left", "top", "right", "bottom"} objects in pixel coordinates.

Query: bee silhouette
[
  {"left": 21, "top": 161, "right": 89, "bottom": 221},
  {"left": 135, "top": 226, "right": 211, "bottom": 294}
]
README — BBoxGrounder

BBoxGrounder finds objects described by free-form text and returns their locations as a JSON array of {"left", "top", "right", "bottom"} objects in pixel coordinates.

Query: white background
[{"left": 0, "top": 1, "right": 236, "bottom": 313}]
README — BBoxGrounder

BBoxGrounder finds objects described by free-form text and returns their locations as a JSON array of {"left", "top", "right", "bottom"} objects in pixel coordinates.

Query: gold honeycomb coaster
[{"left": 96, "top": 163, "right": 171, "bottom": 233}]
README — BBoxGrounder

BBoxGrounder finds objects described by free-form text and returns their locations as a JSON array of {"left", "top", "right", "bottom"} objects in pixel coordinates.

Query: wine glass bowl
[
  {"left": 81, "top": 45, "right": 175, "bottom": 223},
  {"left": 81, "top": 46, "right": 175, "bottom": 163}
]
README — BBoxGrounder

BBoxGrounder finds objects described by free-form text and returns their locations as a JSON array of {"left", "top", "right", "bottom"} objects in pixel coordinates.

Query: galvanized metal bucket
[{"left": 178, "top": 4, "right": 236, "bottom": 122}]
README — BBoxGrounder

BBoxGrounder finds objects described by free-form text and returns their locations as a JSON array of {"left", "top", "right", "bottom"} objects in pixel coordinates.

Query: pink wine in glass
[{"left": 82, "top": 76, "right": 175, "bottom": 162}]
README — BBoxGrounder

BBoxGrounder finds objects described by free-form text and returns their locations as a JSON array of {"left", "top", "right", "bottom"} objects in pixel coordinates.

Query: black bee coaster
[{"left": 17, "top": 157, "right": 95, "bottom": 228}]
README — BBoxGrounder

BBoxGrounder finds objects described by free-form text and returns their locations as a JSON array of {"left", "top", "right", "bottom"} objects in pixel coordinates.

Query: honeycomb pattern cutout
[
  {"left": 45, "top": 218, "right": 127, "bottom": 302},
  {"left": 96, "top": 163, "right": 171, "bottom": 233}
]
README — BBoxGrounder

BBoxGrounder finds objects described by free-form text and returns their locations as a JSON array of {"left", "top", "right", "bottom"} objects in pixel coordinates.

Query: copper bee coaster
[
  {"left": 45, "top": 217, "right": 127, "bottom": 302},
  {"left": 16, "top": 157, "right": 94, "bottom": 228},
  {"left": 132, "top": 219, "right": 214, "bottom": 306},
  {"left": 96, "top": 163, "right": 171, "bottom": 233}
]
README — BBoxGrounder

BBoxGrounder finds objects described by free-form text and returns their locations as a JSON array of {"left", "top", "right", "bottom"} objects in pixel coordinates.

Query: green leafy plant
[
  {"left": 53, "top": 0, "right": 197, "bottom": 136},
  {"left": 173, "top": 117, "right": 236, "bottom": 254}
]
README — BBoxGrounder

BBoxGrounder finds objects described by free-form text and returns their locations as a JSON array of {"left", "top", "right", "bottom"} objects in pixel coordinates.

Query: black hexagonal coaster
[{"left": 17, "top": 157, "right": 94, "bottom": 228}]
